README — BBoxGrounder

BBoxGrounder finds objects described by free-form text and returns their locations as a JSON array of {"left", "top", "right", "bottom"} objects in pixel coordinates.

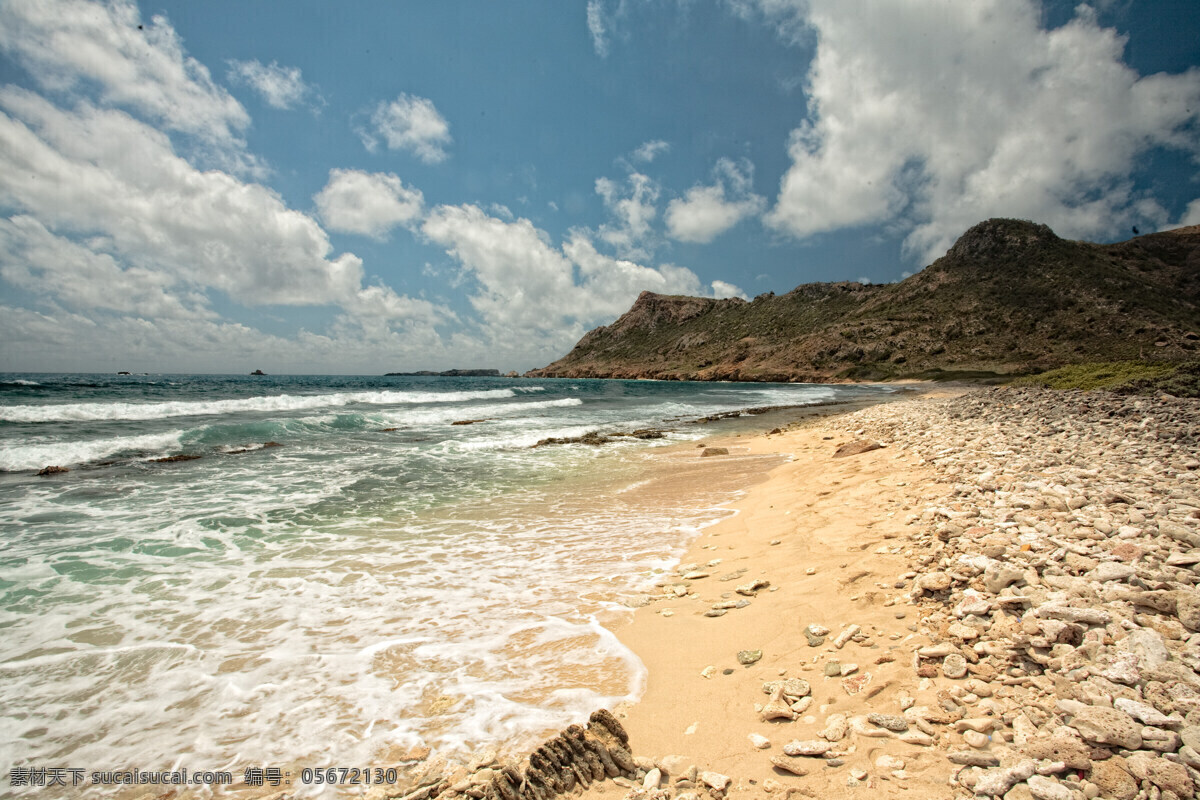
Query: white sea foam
[
  {"left": 0, "top": 375, "right": 865, "bottom": 785},
  {"left": 0, "top": 430, "right": 185, "bottom": 471},
  {"left": 0, "top": 388, "right": 519, "bottom": 423},
  {"left": 375, "top": 396, "right": 584, "bottom": 428}
]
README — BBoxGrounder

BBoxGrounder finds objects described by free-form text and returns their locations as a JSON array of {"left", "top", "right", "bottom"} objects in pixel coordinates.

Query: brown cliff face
[{"left": 526, "top": 219, "right": 1200, "bottom": 382}]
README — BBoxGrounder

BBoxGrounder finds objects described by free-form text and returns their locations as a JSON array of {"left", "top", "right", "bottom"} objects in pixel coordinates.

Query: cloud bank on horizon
[{"left": 1, "top": 0, "right": 1197, "bottom": 373}]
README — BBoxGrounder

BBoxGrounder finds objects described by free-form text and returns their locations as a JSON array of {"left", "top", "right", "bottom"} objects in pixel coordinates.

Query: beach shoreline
[
  {"left": 498, "top": 385, "right": 1200, "bottom": 800},
  {"left": 571, "top": 384, "right": 966, "bottom": 799}
]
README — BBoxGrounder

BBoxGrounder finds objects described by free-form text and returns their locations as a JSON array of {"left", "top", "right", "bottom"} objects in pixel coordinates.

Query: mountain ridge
[{"left": 526, "top": 219, "right": 1200, "bottom": 382}]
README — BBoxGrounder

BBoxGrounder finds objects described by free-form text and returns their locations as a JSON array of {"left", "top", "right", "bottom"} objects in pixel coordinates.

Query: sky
[{"left": 0, "top": 0, "right": 1198, "bottom": 375}]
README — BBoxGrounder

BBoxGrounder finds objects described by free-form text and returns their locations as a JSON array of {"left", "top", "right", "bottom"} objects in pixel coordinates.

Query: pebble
[
  {"left": 748, "top": 733, "right": 771, "bottom": 749},
  {"left": 866, "top": 713, "right": 908, "bottom": 732},
  {"left": 942, "top": 653, "right": 968, "bottom": 679},
  {"left": 1026, "top": 774, "right": 1073, "bottom": 800},
  {"left": 962, "top": 729, "right": 989, "bottom": 748},
  {"left": 699, "top": 771, "right": 730, "bottom": 792},
  {"left": 737, "top": 649, "right": 763, "bottom": 666},
  {"left": 768, "top": 756, "right": 807, "bottom": 776},
  {"left": 832, "top": 624, "right": 860, "bottom": 649},
  {"left": 782, "top": 739, "right": 835, "bottom": 757}
]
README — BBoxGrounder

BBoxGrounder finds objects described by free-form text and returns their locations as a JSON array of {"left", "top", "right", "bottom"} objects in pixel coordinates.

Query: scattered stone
[
  {"left": 916, "top": 572, "right": 952, "bottom": 592},
  {"left": 699, "top": 771, "right": 730, "bottom": 792},
  {"left": 748, "top": 733, "right": 771, "bottom": 750},
  {"left": 1068, "top": 706, "right": 1143, "bottom": 750},
  {"left": 737, "top": 649, "right": 763, "bottom": 666},
  {"left": 866, "top": 713, "right": 908, "bottom": 732},
  {"left": 1021, "top": 734, "right": 1093, "bottom": 771},
  {"left": 820, "top": 714, "right": 849, "bottom": 742},
  {"left": 973, "top": 759, "right": 1036, "bottom": 797},
  {"left": 841, "top": 672, "right": 871, "bottom": 695},
  {"left": 962, "top": 730, "right": 989, "bottom": 748},
  {"left": 832, "top": 440, "right": 883, "bottom": 458},
  {"left": 1026, "top": 774, "right": 1073, "bottom": 800},
  {"left": 1088, "top": 759, "right": 1138, "bottom": 800},
  {"left": 781, "top": 740, "right": 834, "bottom": 757},
  {"left": 760, "top": 686, "right": 797, "bottom": 722},
  {"left": 947, "top": 750, "right": 1000, "bottom": 767},
  {"left": 832, "top": 624, "right": 860, "bottom": 649},
  {"left": 736, "top": 579, "right": 769, "bottom": 596},
  {"left": 768, "top": 756, "right": 808, "bottom": 776},
  {"left": 942, "top": 653, "right": 968, "bottom": 679}
]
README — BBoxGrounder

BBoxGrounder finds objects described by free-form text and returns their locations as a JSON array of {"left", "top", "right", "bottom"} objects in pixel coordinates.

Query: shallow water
[{"left": 0, "top": 374, "right": 894, "bottom": 795}]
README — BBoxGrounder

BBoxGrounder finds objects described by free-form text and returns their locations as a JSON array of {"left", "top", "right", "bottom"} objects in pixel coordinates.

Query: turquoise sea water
[{"left": 0, "top": 374, "right": 893, "bottom": 792}]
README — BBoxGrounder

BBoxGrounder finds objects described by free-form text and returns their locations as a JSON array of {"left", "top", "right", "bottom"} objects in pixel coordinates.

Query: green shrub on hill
[{"left": 1013, "top": 361, "right": 1200, "bottom": 396}]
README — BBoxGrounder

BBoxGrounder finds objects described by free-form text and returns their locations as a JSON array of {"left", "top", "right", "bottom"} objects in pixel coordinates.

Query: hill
[{"left": 527, "top": 219, "right": 1200, "bottom": 382}]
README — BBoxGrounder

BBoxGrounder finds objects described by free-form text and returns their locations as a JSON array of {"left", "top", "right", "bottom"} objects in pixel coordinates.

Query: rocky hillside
[{"left": 527, "top": 219, "right": 1200, "bottom": 382}]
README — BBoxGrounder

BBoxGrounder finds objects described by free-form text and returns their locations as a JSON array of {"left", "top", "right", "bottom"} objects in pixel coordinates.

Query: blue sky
[{"left": 1, "top": 0, "right": 1198, "bottom": 374}]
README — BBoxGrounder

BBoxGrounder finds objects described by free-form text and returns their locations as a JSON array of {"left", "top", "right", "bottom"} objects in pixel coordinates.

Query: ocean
[{"left": 0, "top": 373, "right": 894, "bottom": 794}]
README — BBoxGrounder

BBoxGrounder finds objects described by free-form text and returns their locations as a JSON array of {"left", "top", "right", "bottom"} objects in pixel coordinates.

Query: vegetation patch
[{"left": 1013, "top": 361, "right": 1180, "bottom": 392}]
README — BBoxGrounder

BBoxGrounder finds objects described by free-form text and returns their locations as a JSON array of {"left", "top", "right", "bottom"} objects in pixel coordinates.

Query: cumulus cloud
[
  {"left": 752, "top": 0, "right": 1200, "bottom": 263},
  {"left": 0, "top": 215, "right": 214, "bottom": 320},
  {"left": 0, "top": 0, "right": 258, "bottom": 174},
  {"left": 421, "top": 204, "right": 731, "bottom": 360},
  {"left": 595, "top": 172, "right": 660, "bottom": 259},
  {"left": 666, "top": 157, "right": 766, "bottom": 243},
  {"left": 362, "top": 93, "right": 452, "bottom": 164},
  {"left": 314, "top": 169, "right": 425, "bottom": 239},
  {"left": 227, "top": 59, "right": 316, "bottom": 110},
  {"left": 0, "top": 88, "right": 444, "bottom": 332},
  {"left": 631, "top": 139, "right": 670, "bottom": 163},
  {"left": 711, "top": 280, "right": 747, "bottom": 300},
  {"left": 0, "top": 0, "right": 456, "bottom": 373}
]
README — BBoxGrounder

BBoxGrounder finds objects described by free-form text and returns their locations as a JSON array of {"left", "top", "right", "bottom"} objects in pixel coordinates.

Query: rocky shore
[
  {"left": 810, "top": 386, "right": 1200, "bottom": 800},
  {"left": 366, "top": 386, "right": 1200, "bottom": 800}
]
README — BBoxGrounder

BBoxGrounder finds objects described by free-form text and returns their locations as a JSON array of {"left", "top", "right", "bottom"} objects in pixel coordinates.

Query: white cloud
[
  {"left": 0, "top": 215, "right": 214, "bottom": 320},
  {"left": 710, "top": 280, "right": 747, "bottom": 299},
  {"left": 632, "top": 139, "right": 670, "bottom": 163},
  {"left": 0, "top": 88, "right": 444, "bottom": 331},
  {"left": 587, "top": 0, "right": 610, "bottom": 57},
  {"left": 1167, "top": 199, "right": 1200, "bottom": 230},
  {"left": 421, "top": 204, "right": 721, "bottom": 361},
  {"left": 754, "top": 0, "right": 1200, "bottom": 263},
  {"left": 595, "top": 172, "right": 660, "bottom": 259},
  {"left": 0, "top": 0, "right": 257, "bottom": 174},
  {"left": 666, "top": 157, "right": 766, "bottom": 243},
  {"left": 227, "top": 59, "right": 316, "bottom": 110},
  {"left": 362, "top": 93, "right": 452, "bottom": 164},
  {"left": 314, "top": 169, "right": 425, "bottom": 239}
]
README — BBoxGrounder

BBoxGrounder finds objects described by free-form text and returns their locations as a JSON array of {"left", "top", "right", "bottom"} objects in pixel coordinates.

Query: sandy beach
[
  {"left": 423, "top": 385, "right": 1200, "bottom": 800},
  {"left": 579, "top": 387, "right": 965, "bottom": 799}
]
